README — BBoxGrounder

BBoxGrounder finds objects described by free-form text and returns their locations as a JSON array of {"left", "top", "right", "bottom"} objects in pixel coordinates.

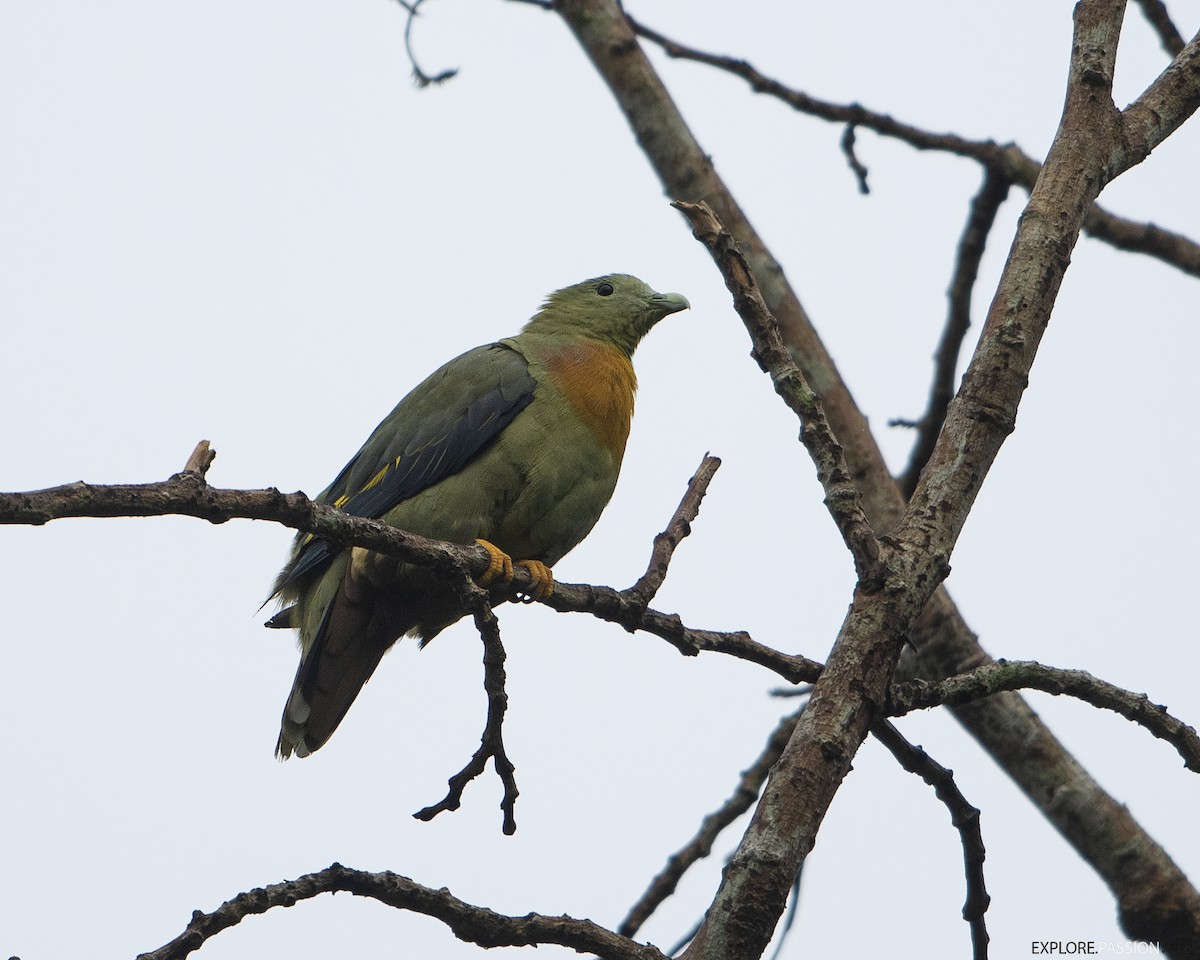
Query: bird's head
[{"left": 524, "top": 274, "right": 690, "bottom": 355}]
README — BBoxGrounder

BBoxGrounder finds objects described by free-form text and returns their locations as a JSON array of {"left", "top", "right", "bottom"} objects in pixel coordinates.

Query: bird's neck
[{"left": 537, "top": 338, "right": 638, "bottom": 462}]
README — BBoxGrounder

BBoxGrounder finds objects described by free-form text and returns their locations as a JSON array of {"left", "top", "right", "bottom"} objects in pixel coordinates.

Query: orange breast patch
[{"left": 542, "top": 340, "right": 638, "bottom": 462}]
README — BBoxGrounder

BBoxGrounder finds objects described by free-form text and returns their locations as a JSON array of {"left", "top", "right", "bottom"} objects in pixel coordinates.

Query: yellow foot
[
  {"left": 515, "top": 560, "right": 554, "bottom": 602},
  {"left": 475, "top": 539, "right": 514, "bottom": 586},
  {"left": 473, "top": 540, "right": 554, "bottom": 602}
]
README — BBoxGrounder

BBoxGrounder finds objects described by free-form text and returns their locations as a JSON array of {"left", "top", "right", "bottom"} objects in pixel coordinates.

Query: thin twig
[
  {"left": 550, "top": 582, "right": 822, "bottom": 683},
  {"left": 137, "top": 862, "right": 666, "bottom": 960},
  {"left": 414, "top": 599, "right": 520, "bottom": 834},
  {"left": 871, "top": 721, "right": 990, "bottom": 960},
  {"left": 893, "top": 170, "right": 1012, "bottom": 498},
  {"left": 888, "top": 660, "right": 1200, "bottom": 772},
  {"left": 671, "top": 200, "right": 882, "bottom": 583},
  {"left": 839, "top": 125, "right": 870, "bottom": 194},
  {"left": 397, "top": 0, "right": 458, "bottom": 87},
  {"left": 626, "top": 454, "right": 721, "bottom": 608},
  {"left": 618, "top": 708, "right": 803, "bottom": 938}
]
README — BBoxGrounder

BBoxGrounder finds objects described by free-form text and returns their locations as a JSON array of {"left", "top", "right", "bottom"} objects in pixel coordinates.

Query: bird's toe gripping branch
[
  {"left": 475, "top": 539, "right": 515, "bottom": 586},
  {"left": 515, "top": 560, "right": 554, "bottom": 603},
  {"left": 474, "top": 539, "right": 554, "bottom": 603}
]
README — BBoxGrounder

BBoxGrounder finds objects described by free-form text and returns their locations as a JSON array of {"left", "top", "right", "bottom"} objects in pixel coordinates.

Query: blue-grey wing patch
[{"left": 278, "top": 341, "right": 535, "bottom": 589}]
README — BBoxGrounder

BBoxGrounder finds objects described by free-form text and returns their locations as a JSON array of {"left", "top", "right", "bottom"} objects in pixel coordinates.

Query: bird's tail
[{"left": 276, "top": 558, "right": 397, "bottom": 758}]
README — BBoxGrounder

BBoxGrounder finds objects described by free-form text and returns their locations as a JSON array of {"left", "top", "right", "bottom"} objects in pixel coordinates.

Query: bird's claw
[
  {"left": 474, "top": 541, "right": 554, "bottom": 603},
  {"left": 475, "top": 539, "right": 514, "bottom": 586},
  {"left": 515, "top": 560, "right": 554, "bottom": 602}
]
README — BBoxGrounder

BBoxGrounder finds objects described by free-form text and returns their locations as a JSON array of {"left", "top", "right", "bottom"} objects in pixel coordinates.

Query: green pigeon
[{"left": 267, "top": 274, "right": 689, "bottom": 758}]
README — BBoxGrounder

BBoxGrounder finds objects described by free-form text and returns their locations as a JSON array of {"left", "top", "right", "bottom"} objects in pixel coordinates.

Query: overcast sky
[{"left": 3, "top": 2, "right": 1199, "bottom": 958}]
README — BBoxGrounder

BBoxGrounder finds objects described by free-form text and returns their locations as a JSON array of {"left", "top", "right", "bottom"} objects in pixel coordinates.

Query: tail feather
[{"left": 275, "top": 557, "right": 401, "bottom": 758}]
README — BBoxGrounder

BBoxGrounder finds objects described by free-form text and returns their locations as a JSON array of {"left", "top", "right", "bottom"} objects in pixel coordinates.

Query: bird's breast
[{"left": 539, "top": 340, "right": 637, "bottom": 462}]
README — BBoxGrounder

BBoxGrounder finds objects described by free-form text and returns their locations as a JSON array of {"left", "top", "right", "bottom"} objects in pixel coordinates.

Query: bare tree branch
[
  {"left": 839, "top": 125, "right": 870, "bottom": 194},
  {"left": 549, "top": 581, "right": 823, "bottom": 683},
  {"left": 0, "top": 468, "right": 484, "bottom": 580},
  {"left": 891, "top": 13, "right": 1200, "bottom": 574},
  {"left": 889, "top": 660, "right": 1200, "bottom": 772},
  {"left": 667, "top": 5, "right": 1200, "bottom": 957},
  {"left": 886, "top": 13, "right": 1200, "bottom": 949},
  {"left": 672, "top": 199, "right": 881, "bottom": 582},
  {"left": 415, "top": 599, "right": 521, "bottom": 834},
  {"left": 1, "top": 451, "right": 815, "bottom": 677},
  {"left": 137, "top": 862, "right": 666, "bottom": 960},
  {"left": 1120, "top": 28, "right": 1200, "bottom": 160},
  {"left": 0, "top": 447, "right": 826, "bottom": 839},
  {"left": 893, "top": 170, "right": 1012, "bottom": 498},
  {"left": 625, "top": 454, "right": 722, "bottom": 608},
  {"left": 871, "top": 721, "right": 990, "bottom": 960},
  {"left": 553, "top": 1, "right": 1200, "bottom": 951},
  {"left": 624, "top": 12, "right": 1200, "bottom": 279},
  {"left": 181, "top": 439, "right": 217, "bottom": 476},
  {"left": 619, "top": 708, "right": 803, "bottom": 939},
  {"left": 397, "top": 0, "right": 458, "bottom": 86},
  {"left": 1, "top": 446, "right": 829, "bottom": 848}
]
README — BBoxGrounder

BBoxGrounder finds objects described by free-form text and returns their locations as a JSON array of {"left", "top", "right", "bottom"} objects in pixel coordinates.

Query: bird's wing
[{"left": 278, "top": 341, "right": 536, "bottom": 589}]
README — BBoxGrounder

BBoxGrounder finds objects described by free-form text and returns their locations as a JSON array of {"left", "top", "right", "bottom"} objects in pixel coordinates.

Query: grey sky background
[{"left": 3, "top": 2, "right": 1199, "bottom": 957}]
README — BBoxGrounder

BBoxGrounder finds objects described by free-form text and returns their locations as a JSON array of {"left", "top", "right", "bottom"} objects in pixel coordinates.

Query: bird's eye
[{"left": 596, "top": 282, "right": 614, "bottom": 297}]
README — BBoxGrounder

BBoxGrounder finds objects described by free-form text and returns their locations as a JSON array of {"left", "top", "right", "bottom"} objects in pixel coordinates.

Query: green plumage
[{"left": 269, "top": 274, "right": 688, "bottom": 758}]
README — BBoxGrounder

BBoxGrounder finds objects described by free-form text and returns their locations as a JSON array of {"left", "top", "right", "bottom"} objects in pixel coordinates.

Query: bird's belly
[{"left": 490, "top": 463, "right": 617, "bottom": 565}]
